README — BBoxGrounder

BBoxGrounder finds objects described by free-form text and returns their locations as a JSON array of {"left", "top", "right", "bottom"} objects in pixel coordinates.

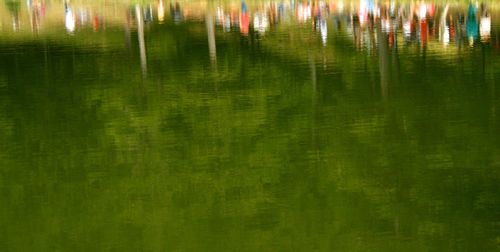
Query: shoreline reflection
[
  {"left": 1, "top": 0, "right": 499, "bottom": 75},
  {"left": 1, "top": 1, "right": 497, "bottom": 47}
]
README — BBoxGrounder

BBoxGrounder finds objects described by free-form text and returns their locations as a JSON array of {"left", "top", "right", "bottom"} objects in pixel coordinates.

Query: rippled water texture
[{"left": 0, "top": 0, "right": 499, "bottom": 251}]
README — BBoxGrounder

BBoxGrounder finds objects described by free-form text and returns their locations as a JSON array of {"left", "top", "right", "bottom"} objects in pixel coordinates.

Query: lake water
[{"left": 0, "top": 0, "right": 499, "bottom": 251}]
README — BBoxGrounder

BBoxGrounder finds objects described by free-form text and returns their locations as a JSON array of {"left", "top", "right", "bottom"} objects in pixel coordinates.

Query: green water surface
[{"left": 0, "top": 0, "right": 499, "bottom": 251}]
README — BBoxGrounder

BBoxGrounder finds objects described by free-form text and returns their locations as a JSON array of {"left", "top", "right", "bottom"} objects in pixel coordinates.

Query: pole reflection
[{"left": 136, "top": 4, "right": 147, "bottom": 77}]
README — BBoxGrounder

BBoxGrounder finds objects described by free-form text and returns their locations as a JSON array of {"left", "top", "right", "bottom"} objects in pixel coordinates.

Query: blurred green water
[{"left": 0, "top": 0, "right": 499, "bottom": 251}]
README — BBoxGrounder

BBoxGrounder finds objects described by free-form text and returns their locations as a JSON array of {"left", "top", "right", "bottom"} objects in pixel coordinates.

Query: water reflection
[
  {"left": 2, "top": 1, "right": 497, "bottom": 46},
  {"left": 136, "top": 4, "right": 148, "bottom": 76},
  {"left": 64, "top": 0, "right": 74, "bottom": 33},
  {"left": 0, "top": 1, "right": 499, "bottom": 251},
  {"left": 1, "top": 0, "right": 498, "bottom": 73}
]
